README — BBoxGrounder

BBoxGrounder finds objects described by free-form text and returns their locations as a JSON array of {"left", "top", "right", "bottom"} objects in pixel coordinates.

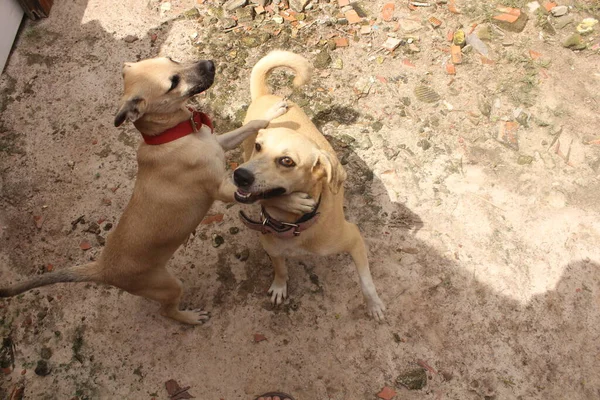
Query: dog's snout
[
  {"left": 233, "top": 168, "right": 255, "bottom": 187},
  {"left": 199, "top": 60, "right": 215, "bottom": 75}
]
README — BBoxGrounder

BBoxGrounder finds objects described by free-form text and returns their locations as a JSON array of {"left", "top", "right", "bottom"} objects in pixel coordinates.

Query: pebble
[
  {"left": 396, "top": 368, "right": 427, "bottom": 390},
  {"left": 123, "top": 35, "right": 139, "bottom": 43},
  {"left": 550, "top": 5, "right": 568, "bottom": 17},
  {"left": 224, "top": 0, "right": 247, "bottom": 11},
  {"left": 235, "top": 248, "right": 250, "bottom": 261},
  {"left": 222, "top": 18, "right": 238, "bottom": 29},
  {"left": 272, "top": 15, "right": 284, "bottom": 24},
  {"left": 229, "top": 227, "right": 240, "bottom": 235},
  {"left": 40, "top": 347, "right": 53, "bottom": 360},
  {"left": 34, "top": 360, "right": 51, "bottom": 376},
  {"left": 212, "top": 234, "right": 224, "bottom": 248},
  {"left": 289, "top": 0, "right": 310, "bottom": 12},
  {"left": 314, "top": 51, "right": 332, "bottom": 69}
]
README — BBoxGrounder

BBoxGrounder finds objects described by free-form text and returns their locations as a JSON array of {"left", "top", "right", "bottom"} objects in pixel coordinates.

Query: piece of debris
[
  {"left": 34, "top": 360, "right": 51, "bottom": 376},
  {"left": 254, "top": 333, "right": 267, "bottom": 343},
  {"left": 563, "top": 33, "right": 586, "bottom": 50},
  {"left": 492, "top": 6, "right": 529, "bottom": 32},
  {"left": 445, "top": 63, "right": 456, "bottom": 75},
  {"left": 450, "top": 45, "right": 462, "bottom": 63},
  {"left": 416, "top": 359, "right": 437, "bottom": 375},
  {"left": 429, "top": 16, "right": 442, "bottom": 28},
  {"left": 289, "top": 0, "right": 310, "bottom": 12},
  {"left": 334, "top": 37, "right": 349, "bottom": 47},
  {"left": 382, "top": 3, "right": 395, "bottom": 22},
  {"left": 235, "top": 248, "right": 250, "bottom": 261},
  {"left": 414, "top": 85, "right": 440, "bottom": 103},
  {"left": 409, "top": 1, "right": 432, "bottom": 6},
  {"left": 223, "top": 0, "right": 246, "bottom": 11},
  {"left": 123, "top": 35, "right": 139, "bottom": 43},
  {"left": 314, "top": 51, "right": 332, "bottom": 69},
  {"left": 33, "top": 215, "right": 44, "bottom": 229},
  {"left": 496, "top": 121, "right": 519, "bottom": 150},
  {"left": 165, "top": 379, "right": 194, "bottom": 400},
  {"left": 453, "top": 29, "right": 465, "bottom": 46},
  {"left": 577, "top": 18, "right": 598, "bottom": 35},
  {"left": 381, "top": 37, "right": 403, "bottom": 51},
  {"left": 79, "top": 240, "right": 92, "bottom": 251},
  {"left": 466, "top": 33, "right": 489, "bottom": 56},
  {"left": 201, "top": 214, "right": 224, "bottom": 224},
  {"left": 397, "top": 18, "right": 422, "bottom": 33},
  {"left": 396, "top": 368, "right": 427, "bottom": 390},
  {"left": 377, "top": 386, "right": 397, "bottom": 400},
  {"left": 345, "top": 9, "right": 362, "bottom": 24},
  {"left": 550, "top": 5, "right": 568, "bottom": 17},
  {"left": 211, "top": 234, "right": 224, "bottom": 248},
  {"left": 354, "top": 76, "right": 375, "bottom": 97}
]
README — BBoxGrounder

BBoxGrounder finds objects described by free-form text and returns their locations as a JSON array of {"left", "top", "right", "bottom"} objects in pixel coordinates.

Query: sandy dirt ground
[{"left": 1, "top": 0, "right": 600, "bottom": 399}]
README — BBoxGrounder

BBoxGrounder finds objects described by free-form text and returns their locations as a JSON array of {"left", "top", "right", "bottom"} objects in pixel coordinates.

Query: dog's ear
[
  {"left": 311, "top": 150, "right": 347, "bottom": 194},
  {"left": 114, "top": 97, "right": 146, "bottom": 127}
]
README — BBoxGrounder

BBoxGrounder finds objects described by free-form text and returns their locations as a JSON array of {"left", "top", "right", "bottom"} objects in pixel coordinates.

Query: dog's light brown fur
[
  {"left": 237, "top": 51, "right": 386, "bottom": 320},
  {"left": 0, "top": 56, "right": 313, "bottom": 325}
]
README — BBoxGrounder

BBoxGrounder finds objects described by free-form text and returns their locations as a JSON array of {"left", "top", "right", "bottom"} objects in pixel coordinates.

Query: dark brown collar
[{"left": 239, "top": 196, "right": 321, "bottom": 238}]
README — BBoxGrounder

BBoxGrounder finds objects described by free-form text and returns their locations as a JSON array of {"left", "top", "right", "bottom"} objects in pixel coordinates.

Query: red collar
[{"left": 141, "top": 111, "right": 213, "bottom": 145}]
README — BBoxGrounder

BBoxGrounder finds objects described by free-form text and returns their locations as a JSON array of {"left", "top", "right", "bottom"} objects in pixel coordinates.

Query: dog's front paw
[
  {"left": 265, "top": 100, "right": 288, "bottom": 121},
  {"left": 277, "top": 192, "right": 316, "bottom": 215},
  {"left": 268, "top": 280, "right": 287, "bottom": 305},
  {"left": 366, "top": 296, "right": 386, "bottom": 322}
]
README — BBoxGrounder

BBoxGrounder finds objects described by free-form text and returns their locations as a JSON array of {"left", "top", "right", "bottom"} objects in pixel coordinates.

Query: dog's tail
[
  {"left": 0, "top": 262, "right": 99, "bottom": 298},
  {"left": 250, "top": 50, "right": 311, "bottom": 101}
]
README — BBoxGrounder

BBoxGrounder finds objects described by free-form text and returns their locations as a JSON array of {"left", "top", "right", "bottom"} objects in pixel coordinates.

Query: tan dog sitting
[
  {"left": 0, "top": 56, "right": 314, "bottom": 325},
  {"left": 233, "top": 51, "right": 386, "bottom": 321}
]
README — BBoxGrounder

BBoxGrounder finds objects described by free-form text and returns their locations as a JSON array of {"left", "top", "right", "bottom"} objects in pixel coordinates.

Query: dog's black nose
[
  {"left": 234, "top": 168, "right": 255, "bottom": 187},
  {"left": 207, "top": 60, "right": 215, "bottom": 73}
]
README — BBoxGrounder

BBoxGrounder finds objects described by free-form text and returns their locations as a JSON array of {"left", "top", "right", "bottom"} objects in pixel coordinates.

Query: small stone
[
  {"left": 555, "top": 14, "right": 574, "bottom": 30},
  {"left": 85, "top": 222, "right": 101, "bottom": 234},
  {"left": 289, "top": 0, "right": 310, "bottom": 12},
  {"left": 34, "top": 360, "right": 51, "bottom": 376},
  {"left": 236, "top": 7, "right": 255, "bottom": 23},
  {"left": 407, "top": 43, "right": 420, "bottom": 53},
  {"left": 339, "top": 134, "right": 356, "bottom": 146},
  {"left": 123, "top": 35, "right": 139, "bottom": 43},
  {"left": 396, "top": 368, "right": 427, "bottom": 390},
  {"left": 229, "top": 227, "right": 240, "bottom": 235},
  {"left": 241, "top": 36, "right": 261, "bottom": 47},
  {"left": 563, "top": 33, "right": 586, "bottom": 50},
  {"left": 67, "top": 161, "right": 75, "bottom": 168},
  {"left": 336, "top": 18, "right": 348, "bottom": 25},
  {"left": 296, "top": 12, "right": 306, "bottom": 21},
  {"left": 414, "top": 86, "right": 440, "bottom": 103},
  {"left": 371, "top": 121, "right": 383, "bottom": 132},
  {"left": 160, "top": 2, "right": 171, "bottom": 12},
  {"left": 223, "top": 0, "right": 247, "bottom": 11},
  {"left": 576, "top": 18, "right": 598, "bottom": 35},
  {"left": 417, "top": 139, "right": 431, "bottom": 150},
  {"left": 235, "top": 248, "right": 250, "bottom": 261},
  {"left": 272, "top": 15, "right": 284, "bottom": 24},
  {"left": 212, "top": 234, "right": 224, "bottom": 248},
  {"left": 96, "top": 235, "right": 105, "bottom": 246},
  {"left": 398, "top": 18, "right": 422, "bottom": 33},
  {"left": 314, "top": 51, "right": 332, "bottom": 69},
  {"left": 550, "top": 5, "right": 568, "bottom": 17},
  {"left": 40, "top": 347, "right": 52, "bottom": 360},
  {"left": 517, "top": 155, "right": 534, "bottom": 165},
  {"left": 331, "top": 58, "right": 343, "bottom": 69},
  {"left": 222, "top": 17, "right": 238, "bottom": 29},
  {"left": 477, "top": 25, "right": 492, "bottom": 41}
]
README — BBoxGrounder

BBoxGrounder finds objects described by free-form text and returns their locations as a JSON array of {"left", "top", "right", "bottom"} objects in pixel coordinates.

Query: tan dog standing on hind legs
[
  {"left": 0, "top": 56, "right": 314, "bottom": 325},
  {"left": 234, "top": 51, "right": 386, "bottom": 321}
]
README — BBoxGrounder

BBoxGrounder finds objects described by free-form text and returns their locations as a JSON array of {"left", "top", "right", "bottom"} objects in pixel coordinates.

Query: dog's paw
[
  {"left": 268, "top": 280, "right": 287, "bottom": 305},
  {"left": 265, "top": 100, "right": 288, "bottom": 121},
  {"left": 177, "top": 309, "right": 211, "bottom": 325},
  {"left": 366, "top": 297, "right": 386, "bottom": 322},
  {"left": 277, "top": 192, "right": 316, "bottom": 215}
]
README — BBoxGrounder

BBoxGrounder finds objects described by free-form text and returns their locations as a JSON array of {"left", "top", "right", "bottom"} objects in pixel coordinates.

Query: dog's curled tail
[
  {"left": 0, "top": 262, "right": 99, "bottom": 298},
  {"left": 250, "top": 50, "right": 311, "bottom": 101}
]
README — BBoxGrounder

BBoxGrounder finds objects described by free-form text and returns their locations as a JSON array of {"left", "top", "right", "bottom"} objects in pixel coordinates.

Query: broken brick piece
[
  {"left": 450, "top": 45, "right": 462, "bottom": 64},
  {"left": 382, "top": 3, "right": 395, "bottom": 22},
  {"left": 493, "top": 13, "right": 519, "bottom": 23},
  {"left": 446, "top": 63, "right": 456, "bottom": 75},
  {"left": 334, "top": 37, "right": 349, "bottom": 47},
  {"left": 338, "top": 0, "right": 349, "bottom": 6},
  {"left": 345, "top": 9, "right": 362, "bottom": 24}
]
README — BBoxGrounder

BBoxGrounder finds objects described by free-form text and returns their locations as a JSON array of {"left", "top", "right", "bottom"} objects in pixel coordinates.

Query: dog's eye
[
  {"left": 278, "top": 157, "right": 296, "bottom": 168},
  {"left": 168, "top": 75, "right": 180, "bottom": 92},
  {"left": 255, "top": 143, "right": 262, "bottom": 152}
]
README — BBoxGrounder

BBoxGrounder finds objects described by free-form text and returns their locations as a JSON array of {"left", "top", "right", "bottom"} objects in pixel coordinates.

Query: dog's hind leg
[
  {"left": 128, "top": 268, "right": 210, "bottom": 325},
  {"left": 338, "top": 222, "right": 386, "bottom": 321}
]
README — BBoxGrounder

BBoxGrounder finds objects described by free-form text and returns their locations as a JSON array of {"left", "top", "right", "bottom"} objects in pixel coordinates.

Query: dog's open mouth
[{"left": 234, "top": 187, "right": 286, "bottom": 204}]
